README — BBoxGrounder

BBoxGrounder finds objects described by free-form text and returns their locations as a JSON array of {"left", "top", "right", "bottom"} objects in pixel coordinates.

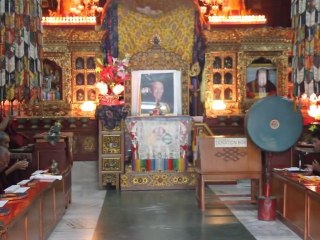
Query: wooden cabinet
[
  {"left": 271, "top": 171, "right": 320, "bottom": 239},
  {"left": 202, "top": 28, "right": 292, "bottom": 115},
  {"left": 33, "top": 133, "right": 73, "bottom": 170},
  {"left": 72, "top": 53, "right": 99, "bottom": 103},
  {"left": 98, "top": 121, "right": 124, "bottom": 189},
  {"left": 14, "top": 117, "right": 98, "bottom": 162},
  {"left": 203, "top": 51, "right": 238, "bottom": 116}
]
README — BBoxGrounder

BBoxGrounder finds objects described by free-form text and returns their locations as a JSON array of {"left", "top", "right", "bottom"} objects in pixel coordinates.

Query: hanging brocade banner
[
  {"left": 292, "top": 0, "right": 320, "bottom": 97},
  {"left": 0, "top": 0, "right": 42, "bottom": 109}
]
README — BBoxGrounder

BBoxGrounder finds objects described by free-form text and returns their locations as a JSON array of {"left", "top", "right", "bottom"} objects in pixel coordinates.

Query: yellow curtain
[{"left": 117, "top": 3, "right": 195, "bottom": 64}]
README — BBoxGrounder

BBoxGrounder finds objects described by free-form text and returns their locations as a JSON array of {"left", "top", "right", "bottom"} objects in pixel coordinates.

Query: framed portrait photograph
[
  {"left": 246, "top": 64, "right": 277, "bottom": 99},
  {"left": 131, "top": 70, "right": 182, "bottom": 116}
]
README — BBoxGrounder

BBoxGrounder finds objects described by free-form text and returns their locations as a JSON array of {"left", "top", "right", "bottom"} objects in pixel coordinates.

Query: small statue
[
  {"left": 47, "top": 120, "right": 61, "bottom": 145},
  {"left": 50, "top": 159, "right": 60, "bottom": 175},
  {"left": 150, "top": 102, "right": 162, "bottom": 116}
]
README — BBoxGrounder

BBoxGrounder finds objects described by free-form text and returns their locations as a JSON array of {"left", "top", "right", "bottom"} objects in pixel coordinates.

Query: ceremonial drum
[
  {"left": 245, "top": 96, "right": 303, "bottom": 152},
  {"left": 245, "top": 96, "right": 303, "bottom": 220}
]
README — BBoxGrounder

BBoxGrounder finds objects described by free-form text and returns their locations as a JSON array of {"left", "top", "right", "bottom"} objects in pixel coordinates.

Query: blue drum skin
[{"left": 245, "top": 96, "right": 303, "bottom": 152}]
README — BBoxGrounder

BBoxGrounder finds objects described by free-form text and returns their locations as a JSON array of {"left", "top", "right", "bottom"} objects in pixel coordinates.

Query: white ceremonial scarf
[
  {"left": 37, "top": 59, "right": 41, "bottom": 73},
  {"left": 5, "top": 56, "right": 15, "bottom": 73},
  {"left": 314, "top": 66, "right": 320, "bottom": 82},
  {"left": 0, "top": 70, "right": 5, "bottom": 86},
  {"left": 296, "top": 67, "right": 305, "bottom": 84},
  {"left": 23, "top": 27, "right": 30, "bottom": 45},
  {"left": 0, "top": 0, "right": 4, "bottom": 15},
  {"left": 299, "top": 0, "right": 306, "bottom": 14},
  {"left": 316, "top": 0, "right": 320, "bottom": 11},
  {"left": 14, "top": 41, "right": 24, "bottom": 58},
  {"left": 304, "top": 80, "right": 315, "bottom": 96},
  {"left": 306, "top": 10, "right": 316, "bottom": 27},
  {"left": 29, "top": 44, "right": 36, "bottom": 59}
]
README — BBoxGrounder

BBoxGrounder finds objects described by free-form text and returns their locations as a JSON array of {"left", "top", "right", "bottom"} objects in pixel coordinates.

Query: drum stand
[{"left": 258, "top": 152, "right": 276, "bottom": 221}]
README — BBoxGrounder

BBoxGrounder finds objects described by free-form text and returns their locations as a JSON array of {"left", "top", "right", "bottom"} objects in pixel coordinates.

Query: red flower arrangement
[{"left": 95, "top": 53, "right": 130, "bottom": 106}]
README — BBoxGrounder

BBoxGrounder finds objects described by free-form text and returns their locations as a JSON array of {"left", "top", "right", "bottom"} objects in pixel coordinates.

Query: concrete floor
[{"left": 48, "top": 162, "right": 301, "bottom": 240}]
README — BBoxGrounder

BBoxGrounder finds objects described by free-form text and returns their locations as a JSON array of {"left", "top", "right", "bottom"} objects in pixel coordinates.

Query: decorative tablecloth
[{"left": 125, "top": 116, "right": 192, "bottom": 172}]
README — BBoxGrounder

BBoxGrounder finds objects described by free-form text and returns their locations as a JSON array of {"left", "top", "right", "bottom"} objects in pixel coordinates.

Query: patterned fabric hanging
[
  {"left": 0, "top": 0, "right": 42, "bottom": 114},
  {"left": 292, "top": 0, "right": 320, "bottom": 96}
]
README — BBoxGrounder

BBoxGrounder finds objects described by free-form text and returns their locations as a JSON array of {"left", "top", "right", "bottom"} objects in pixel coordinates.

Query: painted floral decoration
[{"left": 95, "top": 53, "right": 130, "bottom": 106}]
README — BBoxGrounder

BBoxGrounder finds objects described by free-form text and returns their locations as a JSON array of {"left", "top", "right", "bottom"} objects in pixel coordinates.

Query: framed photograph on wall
[
  {"left": 246, "top": 64, "right": 277, "bottom": 99},
  {"left": 131, "top": 70, "right": 182, "bottom": 116}
]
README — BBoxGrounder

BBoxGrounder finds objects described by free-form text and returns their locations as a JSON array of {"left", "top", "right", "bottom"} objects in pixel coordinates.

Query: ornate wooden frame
[
  {"left": 21, "top": 27, "right": 104, "bottom": 116},
  {"left": 22, "top": 51, "right": 72, "bottom": 116},
  {"left": 43, "top": 52, "right": 72, "bottom": 102},
  {"left": 125, "top": 42, "right": 190, "bottom": 115},
  {"left": 203, "top": 51, "right": 238, "bottom": 117},
  {"left": 238, "top": 51, "right": 289, "bottom": 111},
  {"left": 202, "top": 27, "right": 292, "bottom": 115},
  {"left": 71, "top": 52, "right": 100, "bottom": 104}
]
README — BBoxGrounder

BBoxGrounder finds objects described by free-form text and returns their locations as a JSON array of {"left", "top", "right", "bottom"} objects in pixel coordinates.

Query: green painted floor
[{"left": 92, "top": 190, "right": 255, "bottom": 240}]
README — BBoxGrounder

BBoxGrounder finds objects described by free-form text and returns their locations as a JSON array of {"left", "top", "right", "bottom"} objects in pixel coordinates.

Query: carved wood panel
[{"left": 203, "top": 27, "right": 292, "bottom": 115}]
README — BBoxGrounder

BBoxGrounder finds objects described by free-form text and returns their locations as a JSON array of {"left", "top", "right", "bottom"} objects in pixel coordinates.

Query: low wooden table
[
  {"left": 271, "top": 170, "right": 320, "bottom": 239},
  {"left": 0, "top": 179, "right": 65, "bottom": 240}
]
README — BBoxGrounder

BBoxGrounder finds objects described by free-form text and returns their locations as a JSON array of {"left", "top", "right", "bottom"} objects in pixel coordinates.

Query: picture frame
[
  {"left": 131, "top": 70, "right": 182, "bottom": 116},
  {"left": 238, "top": 52, "right": 289, "bottom": 112},
  {"left": 246, "top": 63, "right": 277, "bottom": 100},
  {"left": 42, "top": 59, "right": 63, "bottom": 101},
  {"left": 87, "top": 89, "right": 96, "bottom": 101},
  {"left": 76, "top": 89, "right": 85, "bottom": 102}
]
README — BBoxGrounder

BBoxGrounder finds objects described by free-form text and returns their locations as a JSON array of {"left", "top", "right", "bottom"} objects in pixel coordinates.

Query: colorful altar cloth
[{"left": 125, "top": 116, "right": 192, "bottom": 172}]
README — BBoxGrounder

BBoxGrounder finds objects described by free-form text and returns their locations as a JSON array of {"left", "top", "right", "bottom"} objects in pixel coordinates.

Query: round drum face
[{"left": 245, "top": 96, "right": 303, "bottom": 152}]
